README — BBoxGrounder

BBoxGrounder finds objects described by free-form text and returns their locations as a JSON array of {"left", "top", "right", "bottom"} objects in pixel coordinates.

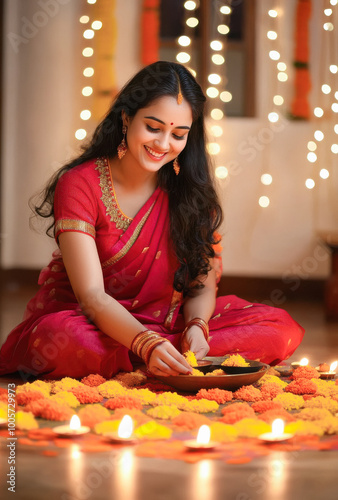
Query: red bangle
[{"left": 181, "top": 317, "right": 209, "bottom": 345}]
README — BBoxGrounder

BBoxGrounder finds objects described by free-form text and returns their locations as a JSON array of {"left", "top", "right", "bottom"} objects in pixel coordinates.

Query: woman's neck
[{"left": 109, "top": 155, "right": 158, "bottom": 192}]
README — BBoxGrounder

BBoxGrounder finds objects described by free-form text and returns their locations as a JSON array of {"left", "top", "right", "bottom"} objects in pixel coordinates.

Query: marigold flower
[
  {"left": 147, "top": 405, "right": 181, "bottom": 420},
  {"left": 234, "top": 418, "right": 270, "bottom": 438},
  {"left": 285, "top": 378, "right": 318, "bottom": 395},
  {"left": 113, "top": 371, "right": 147, "bottom": 388},
  {"left": 220, "top": 403, "right": 256, "bottom": 424},
  {"left": 50, "top": 391, "right": 80, "bottom": 408},
  {"left": 222, "top": 354, "right": 249, "bottom": 367},
  {"left": 260, "top": 383, "right": 284, "bottom": 400},
  {"left": 273, "top": 393, "right": 304, "bottom": 410},
  {"left": 104, "top": 396, "right": 142, "bottom": 411},
  {"left": 81, "top": 374, "right": 107, "bottom": 387},
  {"left": 70, "top": 386, "right": 103, "bottom": 404},
  {"left": 150, "top": 391, "right": 187, "bottom": 408},
  {"left": 304, "top": 396, "right": 338, "bottom": 414},
  {"left": 183, "top": 399, "right": 219, "bottom": 413},
  {"left": 258, "top": 409, "right": 295, "bottom": 424},
  {"left": 94, "top": 419, "right": 120, "bottom": 435},
  {"left": 233, "top": 385, "right": 263, "bottom": 402},
  {"left": 285, "top": 421, "right": 324, "bottom": 437},
  {"left": 209, "top": 422, "right": 238, "bottom": 442},
  {"left": 134, "top": 421, "right": 172, "bottom": 440},
  {"left": 297, "top": 408, "right": 332, "bottom": 421},
  {"left": 196, "top": 388, "right": 233, "bottom": 404},
  {"left": 127, "top": 388, "right": 157, "bottom": 405},
  {"left": 190, "top": 368, "right": 205, "bottom": 376},
  {"left": 206, "top": 369, "right": 225, "bottom": 376},
  {"left": 25, "top": 399, "right": 73, "bottom": 421},
  {"left": 311, "top": 379, "right": 338, "bottom": 398},
  {"left": 97, "top": 380, "right": 126, "bottom": 398},
  {"left": 251, "top": 401, "right": 283, "bottom": 413},
  {"left": 113, "top": 408, "right": 151, "bottom": 425},
  {"left": 172, "top": 412, "right": 211, "bottom": 430},
  {"left": 184, "top": 350, "right": 198, "bottom": 367},
  {"left": 16, "top": 390, "right": 45, "bottom": 406},
  {"left": 17, "top": 381, "right": 50, "bottom": 397},
  {"left": 51, "top": 377, "right": 85, "bottom": 394},
  {"left": 78, "top": 404, "right": 111, "bottom": 428},
  {"left": 292, "top": 366, "right": 320, "bottom": 380},
  {"left": 257, "top": 374, "right": 287, "bottom": 388},
  {"left": 15, "top": 410, "right": 39, "bottom": 430}
]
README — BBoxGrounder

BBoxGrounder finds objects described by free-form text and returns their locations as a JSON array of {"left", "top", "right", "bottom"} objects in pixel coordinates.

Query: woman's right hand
[{"left": 147, "top": 342, "right": 193, "bottom": 376}]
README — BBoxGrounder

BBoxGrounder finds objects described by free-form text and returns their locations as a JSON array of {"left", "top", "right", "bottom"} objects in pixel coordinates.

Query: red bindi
[{"left": 171, "top": 122, "right": 174, "bottom": 125}]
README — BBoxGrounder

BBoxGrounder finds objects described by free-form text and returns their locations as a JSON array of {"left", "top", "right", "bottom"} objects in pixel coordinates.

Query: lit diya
[
  {"left": 258, "top": 418, "right": 294, "bottom": 443},
  {"left": 184, "top": 425, "right": 218, "bottom": 451},
  {"left": 53, "top": 415, "right": 90, "bottom": 437},
  {"left": 104, "top": 415, "right": 138, "bottom": 444},
  {"left": 317, "top": 361, "right": 337, "bottom": 380},
  {"left": 291, "top": 357, "right": 309, "bottom": 370}
]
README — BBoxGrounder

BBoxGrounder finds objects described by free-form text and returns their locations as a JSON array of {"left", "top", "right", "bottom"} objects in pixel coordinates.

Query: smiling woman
[{"left": 0, "top": 61, "right": 304, "bottom": 380}]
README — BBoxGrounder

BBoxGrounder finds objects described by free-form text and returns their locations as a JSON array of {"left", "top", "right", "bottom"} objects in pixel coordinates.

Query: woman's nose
[{"left": 154, "top": 134, "right": 170, "bottom": 151}]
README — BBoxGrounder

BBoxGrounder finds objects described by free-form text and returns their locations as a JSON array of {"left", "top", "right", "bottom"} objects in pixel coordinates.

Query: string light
[
  {"left": 80, "top": 110, "right": 91, "bottom": 120},
  {"left": 91, "top": 20, "right": 102, "bottom": 30},
  {"left": 80, "top": 16, "right": 90, "bottom": 23},
  {"left": 82, "top": 47, "right": 94, "bottom": 57},
  {"left": 215, "top": 166, "right": 228, "bottom": 178},
  {"left": 186, "top": 17, "right": 199, "bottom": 28},
  {"left": 305, "top": 179, "right": 315, "bottom": 189},
  {"left": 259, "top": 196, "right": 270, "bottom": 208},
  {"left": 261, "top": 174, "right": 273, "bottom": 185},
  {"left": 184, "top": 1, "right": 196, "bottom": 10},
  {"left": 83, "top": 67, "right": 94, "bottom": 77}
]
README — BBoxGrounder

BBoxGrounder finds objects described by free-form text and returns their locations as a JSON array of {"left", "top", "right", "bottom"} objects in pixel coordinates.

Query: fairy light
[
  {"left": 82, "top": 86, "right": 93, "bottom": 96},
  {"left": 80, "top": 16, "right": 90, "bottom": 23},
  {"left": 268, "top": 112, "right": 279, "bottom": 122},
  {"left": 331, "top": 144, "right": 338, "bottom": 153},
  {"left": 332, "top": 103, "right": 338, "bottom": 112},
  {"left": 305, "top": 179, "right": 315, "bottom": 189},
  {"left": 83, "top": 29, "right": 95, "bottom": 39},
  {"left": 212, "top": 54, "right": 225, "bottom": 65},
  {"left": 176, "top": 52, "right": 191, "bottom": 63},
  {"left": 207, "top": 143, "right": 221, "bottom": 155},
  {"left": 314, "top": 130, "right": 324, "bottom": 141},
  {"left": 321, "top": 84, "right": 331, "bottom": 94},
  {"left": 184, "top": 1, "right": 196, "bottom": 10},
  {"left": 323, "top": 22, "right": 334, "bottom": 30},
  {"left": 178, "top": 36, "right": 191, "bottom": 47},
  {"left": 210, "top": 125, "right": 223, "bottom": 137},
  {"left": 208, "top": 73, "right": 221, "bottom": 84},
  {"left": 320, "top": 169, "right": 330, "bottom": 179},
  {"left": 307, "top": 152, "right": 317, "bottom": 163},
  {"left": 87, "top": 0, "right": 97, "bottom": 4},
  {"left": 215, "top": 166, "right": 228, "bottom": 179},
  {"left": 82, "top": 47, "right": 94, "bottom": 57},
  {"left": 92, "top": 21, "right": 102, "bottom": 30},
  {"left": 83, "top": 67, "right": 94, "bottom": 77},
  {"left": 314, "top": 107, "right": 324, "bottom": 117},
  {"left": 206, "top": 87, "right": 219, "bottom": 98},
  {"left": 80, "top": 110, "right": 91, "bottom": 120},
  {"left": 261, "top": 174, "right": 273, "bottom": 185},
  {"left": 220, "top": 91, "right": 232, "bottom": 102},
  {"left": 268, "top": 10, "right": 278, "bottom": 18},
  {"left": 334, "top": 125, "right": 338, "bottom": 134},
  {"left": 277, "top": 72, "right": 288, "bottom": 82},
  {"left": 277, "top": 62, "right": 286, "bottom": 71},
  {"left": 330, "top": 64, "right": 338, "bottom": 73},
  {"left": 273, "top": 95, "right": 284, "bottom": 105},
  {"left": 186, "top": 17, "right": 199, "bottom": 28},
  {"left": 210, "top": 108, "right": 224, "bottom": 120},
  {"left": 307, "top": 141, "right": 317, "bottom": 151},
  {"left": 259, "top": 196, "right": 270, "bottom": 208},
  {"left": 220, "top": 6, "right": 231, "bottom": 14},
  {"left": 75, "top": 129, "right": 87, "bottom": 140},
  {"left": 324, "top": 8, "right": 333, "bottom": 15},
  {"left": 210, "top": 40, "right": 223, "bottom": 51},
  {"left": 218, "top": 25, "right": 230, "bottom": 35}
]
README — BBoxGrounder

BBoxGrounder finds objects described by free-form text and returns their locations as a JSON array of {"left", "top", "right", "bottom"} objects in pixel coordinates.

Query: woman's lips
[{"left": 144, "top": 145, "right": 167, "bottom": 160}]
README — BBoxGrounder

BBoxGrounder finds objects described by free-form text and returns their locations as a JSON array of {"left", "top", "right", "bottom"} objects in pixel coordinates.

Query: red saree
[{"left": 0, "top": 158, "right": 304, "bottom": 379}]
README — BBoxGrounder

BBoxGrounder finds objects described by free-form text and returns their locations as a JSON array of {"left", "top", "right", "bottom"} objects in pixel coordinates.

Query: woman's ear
[{"left": 121, "top": 111, "right": 130, "bottom": 128}]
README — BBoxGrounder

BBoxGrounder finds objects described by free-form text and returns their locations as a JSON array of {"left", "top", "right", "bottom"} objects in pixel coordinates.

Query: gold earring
[
  {"left": 117, "top": 125, "right": 127, "bottom": 159},
  {"left": 173, "top": 157, "right": 180, "bottom": 175}
]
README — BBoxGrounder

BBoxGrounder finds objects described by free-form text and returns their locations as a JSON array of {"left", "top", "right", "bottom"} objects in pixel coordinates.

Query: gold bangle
[
  {"left": 181, "top": 318, "right": 209, "bottom": 343},
  {"left": 144, "top": 338, "right": 169, "bottom": 366},
  {"left": 138, "top": 334, "right": 161, "bottom": 360},
  {"left": 131, "top": 330, "right": 156, "bottom": 357}
]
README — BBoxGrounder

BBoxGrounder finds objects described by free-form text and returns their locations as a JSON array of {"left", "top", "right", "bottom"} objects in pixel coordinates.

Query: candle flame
[
  {"left": 69, "top": 415, "right": 81, "bottom": 430},
  {"left": 271, "top": 419, "right": 284, "bottom": 437},
  {"left": 300, "top": 358, "right": 309, "bottom": 366},
  {"left": 118, "top": 415, "right": 133, "bottom": 439},
  {"left": 196, "top": 425, "right": 211, "bottom": 445},
  {"left": 330, "top": 361, "right": 337, "bottom": 372}
]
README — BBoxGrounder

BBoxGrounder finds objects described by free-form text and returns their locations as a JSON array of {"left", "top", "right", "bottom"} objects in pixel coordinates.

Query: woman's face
[{"left": 122, "top": 95, "right": 193, "bottom": 174}]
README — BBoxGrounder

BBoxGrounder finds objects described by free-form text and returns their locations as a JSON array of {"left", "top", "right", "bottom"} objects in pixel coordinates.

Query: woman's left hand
[{"left": 181, "top": 325, "right": 210, "bottom": 360}]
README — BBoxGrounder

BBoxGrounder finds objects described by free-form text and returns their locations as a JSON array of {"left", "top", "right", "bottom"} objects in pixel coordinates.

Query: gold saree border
[
  {"left": 164, "top": 289, "right": 182, "bottom": 330},
  {"left": 55, "top": 219, "right": 96, "bottom": 238},
  {"left": 95, "top": 157, "right": 132, "bottom": 231},
  {"left": 102, "top": 202, "right": 155, "bottom": 268}
]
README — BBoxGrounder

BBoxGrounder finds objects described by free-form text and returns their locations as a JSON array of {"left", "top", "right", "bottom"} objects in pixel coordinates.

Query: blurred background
[{"left": 1, "top": 0, "right": 337, "bottom": 313}]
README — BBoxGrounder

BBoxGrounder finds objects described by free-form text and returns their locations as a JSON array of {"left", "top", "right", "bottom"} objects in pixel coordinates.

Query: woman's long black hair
[{"left": 33, "top": 61, "right": 223, "bottom": 296}]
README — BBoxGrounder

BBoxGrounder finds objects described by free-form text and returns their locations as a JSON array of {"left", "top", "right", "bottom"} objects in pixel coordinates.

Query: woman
[{"left": 0, "top": 61, "right": 304, "bottom": 380}]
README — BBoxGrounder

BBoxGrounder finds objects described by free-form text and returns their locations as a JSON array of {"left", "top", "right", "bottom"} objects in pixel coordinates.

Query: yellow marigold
[
  {"left": 149, "top": 391, "right": 187, "bottom": 408},
  {"left": 209, "top": 422, "right": 238, "bottom": 442},
  {"left": 257, "top": 374, "right": 288, "bottom": 388},
  {"left": 273, "top": 393, "right": 304, "bottom": 410},
  {"left": 184, "top": 350, "right": 198, "bottom": 367},
  {"left": 206, "top": 369, "right": 225, "bottom": 376},
  {"left": 134, "top": 421, "right": 172, "bottom": 440},
  {"left": 234, "top": 418, "right": 270, "bottom": 438},
  {"left": 97, "top": 380, "right": 126, "bottom": 398},
  {"left": 15, "top": 411, "right": 39, "bottom": 430},
  {"left": 113, "top": 370, "right": 147, "bottom": 388},
  {"left": 147, "top": 405, "right": 181, "bottom": 420},
  {"left": 0, "top": 407, "right": 7, "bottom": 420},
  {"left": 304, "top": 396, "right": 338, "bottom": 414},
  {"left": 183, "top": 399, "right": 219, "bottom": 414},
  {"left": 127, "top": 388, "right": 157, "bottom": 405},
  {"left": 322, "top": 416, "right": 338, "bottom": 435},
  {"left": 94, "top": 419, "right": 121, "bottom": 435},
  {"left": 17, "top": 381, "right": 50, "bottom": 397},
  {"left": 52, "top": 378, "right": 84, "bottom": 394},
  {"left": 297, "top": 408, "right": 332, "bottom": 421},
  {"left": 222, "top": 354, "right": 249, "bottom": 367},
  {"left": 311, "top": 378, "right": 338, "bottom": 397},
  {"left": 190, "top": 368, "right": 204, "bottom": 376},
  {"left": 49, "top": 391, "right": 80, "bottom": 408},
  {"left": 285, "top": 420, "right": 324, "bottom": 437}
]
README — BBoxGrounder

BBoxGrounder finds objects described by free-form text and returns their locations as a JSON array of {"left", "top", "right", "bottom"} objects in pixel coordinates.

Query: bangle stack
[
  {"left": 130, "top": 329, "right": 169, "bottom": 366},
  {"left": 181, "top": 317, "right": 209, "bottom": 347}
]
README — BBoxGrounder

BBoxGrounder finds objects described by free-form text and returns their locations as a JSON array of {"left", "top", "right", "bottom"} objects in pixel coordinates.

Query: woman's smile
[{"left": 144, "top": 145, "right": 168, "bottom": 160}]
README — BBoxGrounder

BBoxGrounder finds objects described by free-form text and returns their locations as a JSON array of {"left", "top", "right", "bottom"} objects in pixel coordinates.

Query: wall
[{"left": 1, "top": 0, "right": 335, "bottom": 279}]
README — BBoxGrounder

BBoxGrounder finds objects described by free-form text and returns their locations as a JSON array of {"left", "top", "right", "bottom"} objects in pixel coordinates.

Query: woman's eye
[
  {"left": 173, "top": 134, "right": 186, "bottom": 140},
  {"left": 146, "top": 124, "right": 159, "bottom": 133}
]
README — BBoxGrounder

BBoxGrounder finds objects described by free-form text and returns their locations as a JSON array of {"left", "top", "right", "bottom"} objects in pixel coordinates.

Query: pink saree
[{"left": 0, "top": 159, "right": 304, "bottom": 379}]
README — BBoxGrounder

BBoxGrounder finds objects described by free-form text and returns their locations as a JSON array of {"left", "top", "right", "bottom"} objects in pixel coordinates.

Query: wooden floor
[{"left": 0, "top": 283, "right": 338, "bottom": 500}]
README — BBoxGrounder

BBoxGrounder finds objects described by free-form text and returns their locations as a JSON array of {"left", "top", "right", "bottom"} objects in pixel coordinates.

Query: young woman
[{"left": 0, "top": 61, "right": 304, "bottom": 379}]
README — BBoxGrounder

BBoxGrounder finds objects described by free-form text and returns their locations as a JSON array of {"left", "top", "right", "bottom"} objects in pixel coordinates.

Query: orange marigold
[
  {"left": 16, "top": 390, "right": 45, "bottom": 406},
  {"left": 81, "top": 374, "right": 107, "bottom": 387},
  {"left": 113, "top": 408, "right": 151, "bottom": 425},
  {"left": 196, "top": 388, "right": 233, "bottom": 404},
  {"left": 258, "top": 408, "right": 295, "bottom": 424},
  {"left": 233, "top": 385, "right": 263, "bottom": 402},
  {"left": 251, "top": 401, "right": 283, "bottom": 413},
  {"left": 172, "top": 412, "right": 211, "bottom": 430},
  {"left": 285, "top": 378, "right": 317, "bottom": 395},
  {"left": 25, "top": 399, "right": 73, "bottom": 421},
  {"left": 77, "top": 404, "right": 111, "bottom": 428},
  {"left": 220, "top": 402, "right": 256, "bottom": 424},
  {"left": 104, "top": 396, "right": 142, "bottom": 410},
  {"left": 70, "top": 386, "right": 103, "bottom": 404},
  {"left": 292, "top": 366, "right": 320, "bottom": 380},
  {"left": 260, "top": 382, "right": 284, "bottom": 400}
]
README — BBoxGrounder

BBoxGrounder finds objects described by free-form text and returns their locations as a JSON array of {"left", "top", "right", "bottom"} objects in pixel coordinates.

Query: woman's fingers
[{"left": 149, "top": 343, "right": 192, "bottom": 376}]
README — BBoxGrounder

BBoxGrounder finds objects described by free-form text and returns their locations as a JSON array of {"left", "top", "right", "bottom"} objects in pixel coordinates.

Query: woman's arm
[
  {"left": 58, "top": 232, "right": 192, "bottom": 375},
  {"left": 181, "top": 261, "right": 217, "bottom": 359}
]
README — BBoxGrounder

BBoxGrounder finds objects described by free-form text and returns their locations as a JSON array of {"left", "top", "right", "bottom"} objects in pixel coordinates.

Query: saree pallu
[{"left": 0, "top": 188, "right": 304, "bottom": 379}]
